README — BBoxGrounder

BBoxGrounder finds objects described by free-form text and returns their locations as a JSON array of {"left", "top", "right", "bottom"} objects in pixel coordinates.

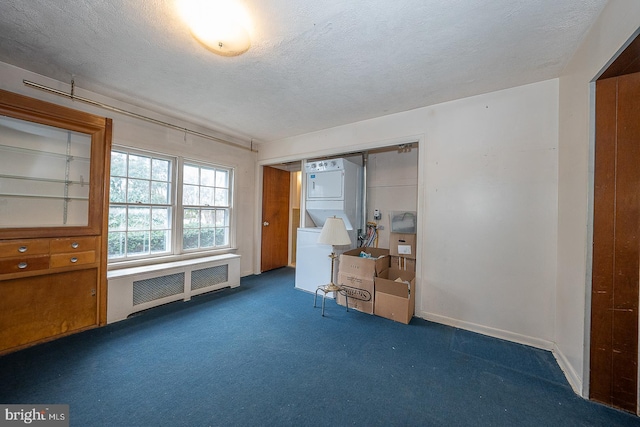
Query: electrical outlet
[{"left": 373, "top": 209, "right": 382, "bottom": 220}]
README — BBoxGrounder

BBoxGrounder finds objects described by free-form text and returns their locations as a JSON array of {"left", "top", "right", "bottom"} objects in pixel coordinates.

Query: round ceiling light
[{"left": 177, "top": 0, "right": 252, "bottom": 57}]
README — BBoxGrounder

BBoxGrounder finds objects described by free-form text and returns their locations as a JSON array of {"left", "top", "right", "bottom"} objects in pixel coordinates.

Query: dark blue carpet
[{"left": 1, "top": 267, "right": 638, "bottom": 426}]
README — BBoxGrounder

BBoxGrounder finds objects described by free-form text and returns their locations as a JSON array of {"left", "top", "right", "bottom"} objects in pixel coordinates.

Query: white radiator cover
[{"left": 107, "top": 254, "right": 241, "bottom": 323}]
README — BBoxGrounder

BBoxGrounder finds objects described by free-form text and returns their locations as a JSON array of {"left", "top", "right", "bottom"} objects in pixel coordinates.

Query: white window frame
[
  {"left": 108, "top": 146, "right": 235, "bottom": 265},
  {"left": 107, "top": 147, "right": 177, "bottom": 261},
  {"left": 179, "top": 158, "right": 234, "bottom": 253}
]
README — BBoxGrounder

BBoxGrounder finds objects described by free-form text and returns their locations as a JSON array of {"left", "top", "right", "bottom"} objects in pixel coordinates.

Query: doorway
[
  {"left": 259, "top": 144, "right": 420, "bottom": 280},
  {"left": 260, "top": 166, "right": 290, "bottom": 272}
]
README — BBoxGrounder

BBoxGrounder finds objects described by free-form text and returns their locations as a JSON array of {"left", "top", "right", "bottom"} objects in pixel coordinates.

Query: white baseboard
[
  {"left": 553, "top": 344, "right": 583, "bottom": 396},
  {"left": 418, "top": 310, "right": 554, "bottom": 350},
  {"left": 417, "top": 310, "right": 587, "bottom": 397}
]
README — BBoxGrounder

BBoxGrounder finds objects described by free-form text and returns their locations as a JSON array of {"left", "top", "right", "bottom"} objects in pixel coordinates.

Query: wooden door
[
  {"left": 591, "top": 72, "right": 640, "bottom": 412},
  {"left": 261, "top": 166, "right": 290, "bottom": 272}
]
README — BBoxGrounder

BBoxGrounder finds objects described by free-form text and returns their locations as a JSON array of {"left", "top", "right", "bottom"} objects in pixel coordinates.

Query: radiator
[{"left": 107, "top": 254, "right": 241, "bottom": 323}]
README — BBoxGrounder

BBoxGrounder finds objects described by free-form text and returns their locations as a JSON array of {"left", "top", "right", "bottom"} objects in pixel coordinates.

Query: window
[
  {"left": 108, "top": 150, "right": 173, "bottom": 259},
  {"left": 107, "top": 148, "right": 233, "bottom": 261},
  {"left": 182, "top": 162, "right": 231, "bottom": 251}
]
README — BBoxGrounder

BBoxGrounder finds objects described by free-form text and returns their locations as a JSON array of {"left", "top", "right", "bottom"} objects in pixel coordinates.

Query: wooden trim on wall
[{"left": 0, "top": 88, "right": 109, "bottom": 239}]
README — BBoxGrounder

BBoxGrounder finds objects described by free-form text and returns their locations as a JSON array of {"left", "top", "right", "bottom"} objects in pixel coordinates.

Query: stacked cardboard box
[
  {"left": 389, "top": 232, "right": 416, "bottom": 269},
  {"left": 374, "top": 232, "right": 417, "bottom": 324},
  {"left": 336, "top": 247, "right": 389, "bottom": 314},
  {"left": 374, "top": 269, "right": 416, "bottom": 324}
]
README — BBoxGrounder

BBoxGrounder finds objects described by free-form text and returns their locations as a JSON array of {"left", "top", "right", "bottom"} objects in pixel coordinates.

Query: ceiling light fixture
[{"left": 177, "top": 0, "right": 252, "bottom": 57}]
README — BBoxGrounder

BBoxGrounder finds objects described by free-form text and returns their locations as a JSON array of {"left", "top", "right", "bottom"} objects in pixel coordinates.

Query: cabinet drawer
[
  {"left": 50, "top": 237, "right": 97, "bottom": 254},
  {"left": 0, "top": 240, "right": 50, "bottom": 259},
  {"left": 49, "top": 251, "right": 96, "bottom": 268},
  {"left": 0, "top": 255, "right": 50, "bottom": 274}
]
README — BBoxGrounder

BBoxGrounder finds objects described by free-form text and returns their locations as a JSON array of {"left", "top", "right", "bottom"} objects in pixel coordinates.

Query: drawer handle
[
  {"left": 18, "top": 262, "right": 28, "bottom": 269},
  {"left": 71, "top": 242, "right": 79, "bottom": 249},
  {"left": 18, "top": 246, "right": 27, "bottom": 253},
  {"left": 70, "top": 257, "right": 78, "bottom": 263}
]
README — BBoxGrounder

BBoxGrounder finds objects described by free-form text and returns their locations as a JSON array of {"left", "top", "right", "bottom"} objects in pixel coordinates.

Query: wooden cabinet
[
  {"left": 0, "top": 265, "right": 99, "bottom": 351},
  {"left": 0, "top": 89, "right": 111, "bottom": 354}
]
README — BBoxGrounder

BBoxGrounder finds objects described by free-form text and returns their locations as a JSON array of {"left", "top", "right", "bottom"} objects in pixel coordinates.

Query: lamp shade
[{"left": 317, "top": 216, "right": 351, "bottom": 246}]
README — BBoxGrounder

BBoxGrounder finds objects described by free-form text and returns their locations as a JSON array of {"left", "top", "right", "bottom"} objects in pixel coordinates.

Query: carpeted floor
[{"left": 1, "top": 267, "right": 639, "bottom": 426}]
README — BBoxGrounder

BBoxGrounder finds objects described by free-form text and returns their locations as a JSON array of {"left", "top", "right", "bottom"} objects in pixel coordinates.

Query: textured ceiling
[{"left": 0, "top": 1, "right": 608, "bottom": 144}]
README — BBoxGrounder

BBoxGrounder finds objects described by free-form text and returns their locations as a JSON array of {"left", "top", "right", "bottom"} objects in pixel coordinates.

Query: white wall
[
  {"left": 366, "top": 149, "right": 419, "bottom": 249},
  {"left": 556, "top": 0, "right": 640, "bottom": 396},
  {"left": 421, "top": 81, "right": 558, "bottom": 349},
  {"left": 0, "top": 62, "right": 257, "bottom": 277},
  {"left": 259, "top": 79, "right": 559, "bottom": 351}
]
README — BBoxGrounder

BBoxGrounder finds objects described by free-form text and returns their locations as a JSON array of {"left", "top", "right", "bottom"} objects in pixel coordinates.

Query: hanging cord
[{"left": 363, "top": 222, "right": 378, "bottom": 247}]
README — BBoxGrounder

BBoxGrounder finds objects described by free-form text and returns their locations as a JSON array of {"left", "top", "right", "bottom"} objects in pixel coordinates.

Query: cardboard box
[
  {"left": 336, "top": 272, "right": 378, "bottom": 314},
  {"left": 389, "top": 233, "right": 416, "bottom": 259},
  {"left": 374, "top": 268, "right": 415, "bottom": 324},
  {"left": 338, "top": 247, "right": 389, "bottom": 277},
  {"left": 389, "top": 256, "right": 416, "bottom": 272}
]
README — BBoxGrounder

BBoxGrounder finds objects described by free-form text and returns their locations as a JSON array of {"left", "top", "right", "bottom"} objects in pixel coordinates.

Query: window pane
[
  {"left": 183, "top": 184, "right": 199, "bottom": 205},
  {"left": 151, "top": 181, "right": 169, "bottom": 204},
  {"left": 107, "top": 232, "right": 126, "bottom": 259},
  {"left": 150, "top": 230, "right": 169, "bottom": 253},
  {"left": 128, "top": 206, "right": 151, "bottom": 230},
  {"left": 183, "top": 229, "right": 199, "bottom": 249},
  {"left": 152, "top": 158, "right": 170, "bottom": 181},
  {"left": 129, "top": 154, "right": 151, "bottom": 179},
  {"left": 216, "top": 169, "right": 228, "bottom": 188},
  {"left": 200, "top": 187, "right": 215, "bottom": 205},
  {"left": 201, "top": 228, "right": 215, "bottom": 247},
  {"left": 108, "top": 206, "right": 127, "bottom": 231},
  {"left": 215, "top": 209, "right": 228, "bottom": 227},
  {"left": 215, "top": 188, "right": 228, "bottom": 206},
  {"left": 127, "top": 179, "right": 150, "bottom": 204},
  {"left": 109, "top": 176, "right": 127, "bottom": 203},
  {"left": 201, "top": 167, "right": 215, "bottom": 186},
  {"left": 127, "top": 231, "right": 150, "bottom": 255},
  {"left": 215, "top": 227, "right": 229, "bottom": 246},
  {"left": 201, "top": 209, "right": 215, "bottom": 227},
  {"left": 108, "top": 149, "right": 177, "bottom": 261},
  {"left": 111, "top": 152, "right": 127, "bottom": 177},
  {"left": 151, "top": 207, "right": 170, "bottom": 229},
  {"left": 183, "top": 208, "right": 200, "bottom": 228},
  {"left": 184, "top": 164, "right": 199, "bottom": 185}
]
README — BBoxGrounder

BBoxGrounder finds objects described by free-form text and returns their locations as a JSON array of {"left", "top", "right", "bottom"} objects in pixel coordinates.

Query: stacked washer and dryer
[{"left": 295, "top": 158, "right": 362, "bottom": 293}]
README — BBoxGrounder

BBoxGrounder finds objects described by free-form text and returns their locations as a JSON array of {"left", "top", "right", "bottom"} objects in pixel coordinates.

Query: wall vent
[
  {"left": 191, "top": 265, "right": 228, "bottom": 291},
  {"left": 108, "top": 254, "right": 241, "bottom": 323},
  {"left": 133, "top": 272, "right": 185, "bottom": 306}
]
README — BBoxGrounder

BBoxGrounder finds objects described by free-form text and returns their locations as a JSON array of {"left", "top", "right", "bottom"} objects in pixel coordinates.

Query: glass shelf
[
  {"left": 0, "top": 114, "right": 93, "bottom": 228},
  {"left": 0, "top": 193, "right": 89, "bottom": 201},
  {"left": 0, "top": 173, "right": 89, "bottom": 186},
  {"left": 0, "top": 143, "right": 90, "bottom": 162}
]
